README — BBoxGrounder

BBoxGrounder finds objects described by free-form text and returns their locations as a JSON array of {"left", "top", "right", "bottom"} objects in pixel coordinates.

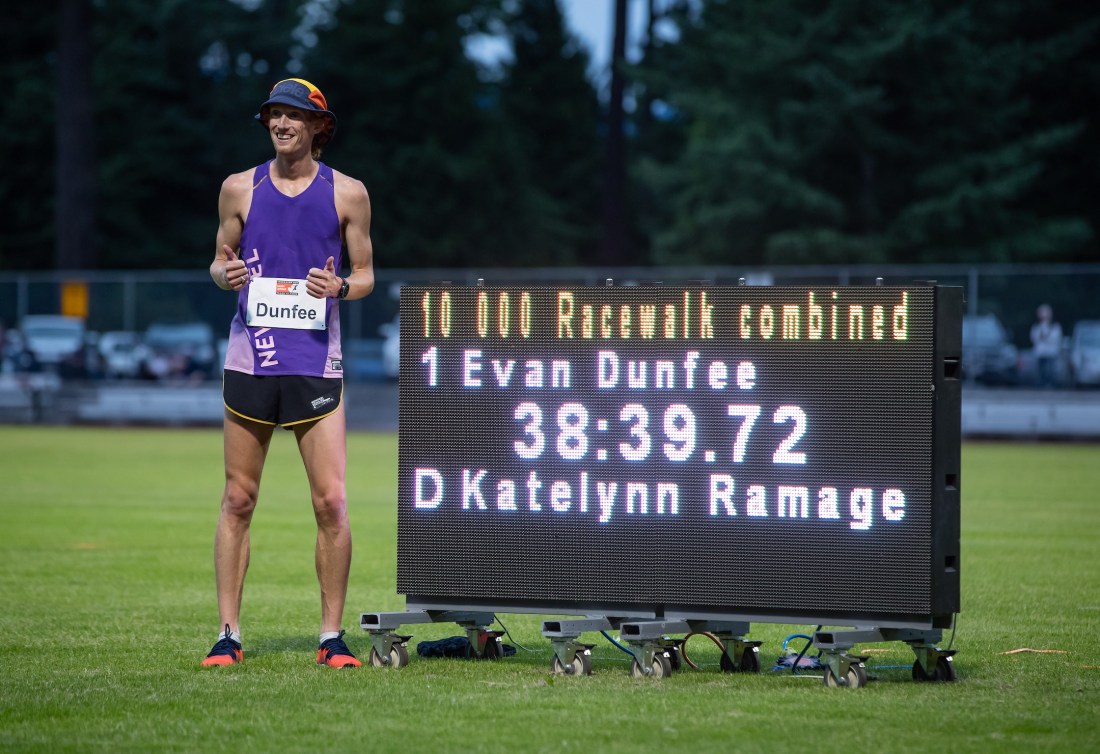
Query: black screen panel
[{"left": 396, "top": 285, "right": 960, "bottom": 626}]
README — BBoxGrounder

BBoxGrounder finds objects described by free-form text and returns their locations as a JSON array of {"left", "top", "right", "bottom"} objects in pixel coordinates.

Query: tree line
[{"left": 2, "top": 0, "right": 1096, "bottom": 273}]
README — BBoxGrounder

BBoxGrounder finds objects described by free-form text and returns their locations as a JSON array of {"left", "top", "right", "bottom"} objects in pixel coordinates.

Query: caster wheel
[
  {"left": 630, "top": 653, "right": 672, "bottom": 679},
  {"left": 369, "top": 643, "right": 409, "bottom": 669},
  {"left": 740, "top": 646, "right": 761, "bottom": 673},
  {"left": 667, "top": 645, "right": 682, "bottom": 672},
  {"left": 823, "top": 663, "right": 867, "bottom": 688},
  {"left": 481, "top": 636, "right": 502, "bottom": 661},
  {"left": 551, "top": 652, "right": 592, "bottom": 676},
  {"left": 720, "top": 646, "right": 761, "bottom": 673},
  {"left": 912, "top": 655, "right": 955, "bottom": 682}
]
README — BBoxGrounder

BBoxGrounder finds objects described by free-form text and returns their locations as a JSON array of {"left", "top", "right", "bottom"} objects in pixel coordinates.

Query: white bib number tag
[{"left": 246, "top": 277, "right": 326, "bottom": 331}]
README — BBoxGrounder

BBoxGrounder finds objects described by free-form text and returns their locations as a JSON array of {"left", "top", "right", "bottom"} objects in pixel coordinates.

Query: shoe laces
[
  {"left": 207, "top": 624, "right": 241, "bottom": 657},
  {"left": 319, "top": 629, "right": 354, "bottom": 658}
]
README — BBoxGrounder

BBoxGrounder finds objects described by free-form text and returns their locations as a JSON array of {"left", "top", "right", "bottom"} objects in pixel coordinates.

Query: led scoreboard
[{"left": 397, "top": 284, "right": 962, "bottom": 629}]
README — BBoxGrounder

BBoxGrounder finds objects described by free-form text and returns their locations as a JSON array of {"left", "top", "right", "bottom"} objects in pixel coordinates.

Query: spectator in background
[
  {"left": 0, "top": 321, "right": 38, "bottom": 374},
  {"left": 1030, "top": 304, "right": 1063, "bottom": 388}
]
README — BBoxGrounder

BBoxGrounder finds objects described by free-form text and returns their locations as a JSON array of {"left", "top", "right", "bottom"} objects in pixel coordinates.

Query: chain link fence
[{"left": 2, "top": 263, "right": 1099, "bottom": 387}]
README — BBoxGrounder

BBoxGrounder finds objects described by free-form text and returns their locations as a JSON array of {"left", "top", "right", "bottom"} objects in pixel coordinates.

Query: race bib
[{"left": 246, "top": 277, "right": 326, "bottom": 331}]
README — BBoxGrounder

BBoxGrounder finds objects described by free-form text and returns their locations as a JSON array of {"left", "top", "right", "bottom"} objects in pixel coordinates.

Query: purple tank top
[{"left": 223, "top": 161, "right": 344, "bottom": 378}]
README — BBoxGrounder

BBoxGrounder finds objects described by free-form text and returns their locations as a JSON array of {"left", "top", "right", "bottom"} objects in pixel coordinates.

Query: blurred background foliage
[{"left": 2, "top": 0, "right": 1096, "bottom": 272}]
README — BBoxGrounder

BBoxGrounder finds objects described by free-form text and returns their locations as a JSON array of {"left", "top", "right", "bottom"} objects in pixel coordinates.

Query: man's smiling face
[{"left": 263, "top": 105, "right": 322, "bottom": 155}]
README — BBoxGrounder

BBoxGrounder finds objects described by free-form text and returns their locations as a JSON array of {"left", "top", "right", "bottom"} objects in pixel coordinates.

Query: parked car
[
  {"left": 98, "top": 331, "right": 148, "bottom": 379},
  {"left": 1069, "top": 320, "right": 1100, "bottom": 388},
  {"left": 961, "top": 314, "right": 1019, "bottom": 385},
  {"left": 141, "top": 321, "right": 216, "bottom": 381},
  {"left": 18, "top": 315, "right": 86, "bottom": 367}
]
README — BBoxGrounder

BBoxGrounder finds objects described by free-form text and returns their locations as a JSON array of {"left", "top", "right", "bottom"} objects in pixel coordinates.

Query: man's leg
[
  {"left": 294, "top": 404, "right": 351, "bottom": 636},
  {"left": 295, "top": 405, "right": 360, "bottom": 667},
  {"left": 214, "top": 411, "right": 274, "bottom": 636}
]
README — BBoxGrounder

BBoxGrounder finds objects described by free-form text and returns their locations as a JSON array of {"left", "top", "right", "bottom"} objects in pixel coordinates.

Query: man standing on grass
[{"left": 202, "top": 79, "right": 374, "bottom": 668}]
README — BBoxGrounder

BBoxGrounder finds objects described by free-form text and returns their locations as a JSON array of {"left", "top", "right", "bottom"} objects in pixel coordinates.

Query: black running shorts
[{"left": 223, "top": 370, "right": 343, "bottom": 426}]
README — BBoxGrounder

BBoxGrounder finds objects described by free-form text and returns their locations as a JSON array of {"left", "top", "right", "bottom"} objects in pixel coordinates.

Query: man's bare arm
[
  {"left": 211, "top": 172, "right": 251, "bottom": 291},
  {"left": 307, "top": 171, "right": 375, "bottom": 300},
  {"left": 338, "top": 174, "right": 375, "bottom": 301}
]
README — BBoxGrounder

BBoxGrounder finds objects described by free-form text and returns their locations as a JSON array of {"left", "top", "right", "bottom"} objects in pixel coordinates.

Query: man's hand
[
  {"left": 307, "top": 256, "right": 339, "bottom": 299},
  {"left": 223, "top": 247, "right": 248, "bottom": 290}
]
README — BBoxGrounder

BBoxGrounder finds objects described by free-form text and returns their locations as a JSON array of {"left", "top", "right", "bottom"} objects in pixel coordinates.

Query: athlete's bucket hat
[{"left": 254, "top": 78, "right": 337, "bottom": 146}]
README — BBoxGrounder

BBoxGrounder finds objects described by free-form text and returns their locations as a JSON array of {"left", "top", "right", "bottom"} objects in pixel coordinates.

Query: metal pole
[
  {"left": 17, "top": 275, "right": 28, "bottom": 322},
  {"left": 123, "top": 275, "right": 136, "bottom": 332},
  {"left": 968, "top": 267, "right": 979, "bottom": 316}
]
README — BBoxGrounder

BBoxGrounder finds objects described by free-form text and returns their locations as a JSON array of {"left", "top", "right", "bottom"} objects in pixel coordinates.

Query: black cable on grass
[
  {"left": 493, "top": 616, "right": 535, "bottom": 653},
  {"left": 779, "top": 627, "right": 822, "bottom": 675}
]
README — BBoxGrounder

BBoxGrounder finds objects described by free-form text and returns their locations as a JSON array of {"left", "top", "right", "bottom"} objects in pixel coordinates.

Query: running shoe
[
  {"left": 201, "top": 624, "right": 243, "bottom": 667},
  {"left": 317, "top": 630, "right": 362, "bottom": 668}
]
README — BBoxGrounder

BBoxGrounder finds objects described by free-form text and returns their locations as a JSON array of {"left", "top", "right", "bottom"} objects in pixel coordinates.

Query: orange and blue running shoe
[
  {"left": 201, "top": 625, "right": 243, "bottom": 667},
  {"left": 317, "top": 630, "right": 362, "bottom": 668}
]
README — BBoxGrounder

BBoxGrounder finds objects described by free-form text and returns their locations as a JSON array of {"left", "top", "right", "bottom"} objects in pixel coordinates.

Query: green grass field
[{"left": 1, "top": 426, "right": 1098, "bottom": 752}]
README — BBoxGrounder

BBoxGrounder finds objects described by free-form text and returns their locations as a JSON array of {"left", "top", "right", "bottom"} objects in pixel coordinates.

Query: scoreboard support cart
[
  {"left": 813, "top": 626, "right": 957, "bottom": 687},
  {"left": 686, "top": 621, "right": 763, "bottom": 674},
  {"left": 359, "top": 611, "right": 765, "bottom": 679},
  {"left": 541, "top": 617, "right": 619, "bottom": 676},
  {"left": 360, "top": 610, "right": 503, "bottom": 667},
  {"left": 619, "top": 619, "right": 684, "bottom": 678},
  {"left": 617, "top": 619, "right": 761, "bottom": 678}
]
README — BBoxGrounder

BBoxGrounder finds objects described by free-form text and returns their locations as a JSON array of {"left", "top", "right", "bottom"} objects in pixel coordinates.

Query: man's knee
[
  {"left": 312, "top": 489, "right": 347, "bottom": 528},
  {"left": 222, "top": 481, "right": 259, "bottom": 520}
]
